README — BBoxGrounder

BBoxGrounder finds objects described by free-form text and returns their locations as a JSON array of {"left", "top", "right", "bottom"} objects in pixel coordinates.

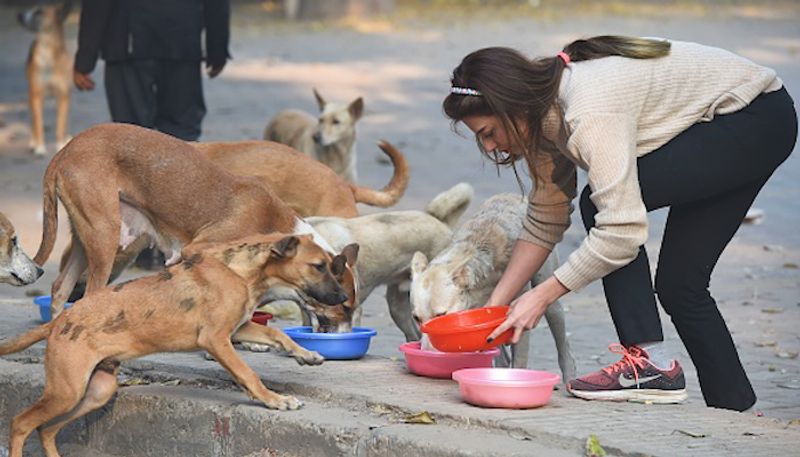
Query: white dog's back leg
[
  {"left": 534, "top": 251, "right": 577, "bottom": 382},
  {"left": 543, "top": 301, "right": 577, "bottom": 382}
]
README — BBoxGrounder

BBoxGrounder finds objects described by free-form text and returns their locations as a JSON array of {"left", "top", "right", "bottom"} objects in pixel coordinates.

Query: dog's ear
[
  {"left": 410, "top": 252, "right": 428, "bottom": 278},
  {"left": 270, "top": 236, "right": 300, "bottom": 260},
  {"left": 452, "top": 264, "right": 473, "bottom": 288},
  {"left": 341, "top": 243, "right": 359, "bottom": 267},
  {"left": 331, "top": 253, "right": 347, "bottom": 277},
  {"left": 348, "top": 97, "right": 364, "bottom": 121},
  {"left": 313, "top": 88, "right": 326, "bottom": 111}
]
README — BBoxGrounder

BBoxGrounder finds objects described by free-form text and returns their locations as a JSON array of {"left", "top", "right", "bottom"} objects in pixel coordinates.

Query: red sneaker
[{"left": 567, "top": 344, "right": 688, "bottom": 404}]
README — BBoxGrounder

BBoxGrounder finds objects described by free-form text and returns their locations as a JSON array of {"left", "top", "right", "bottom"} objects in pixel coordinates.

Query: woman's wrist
[{"left": 539, "top": 276, "right": 570, "bottom": 303}]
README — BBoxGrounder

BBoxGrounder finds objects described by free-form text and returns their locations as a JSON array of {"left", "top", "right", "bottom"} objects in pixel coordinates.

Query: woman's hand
[{"left": 487, "top": 276, "right": 569, "bottom": 344}]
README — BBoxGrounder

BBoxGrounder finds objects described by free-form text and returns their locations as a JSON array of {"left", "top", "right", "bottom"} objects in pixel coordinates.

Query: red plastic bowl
[
  {"left": 399, "top": 341, "right": 500, "bottom": 379},
  {"left": 419, "top": 306, "right": 512, "bottom": 352},
  {"left": 251, "top": 312, "right": 273, "bottom": 326},
  {"left": 452, "top": 368, "right": 560, "bottom": 409}
]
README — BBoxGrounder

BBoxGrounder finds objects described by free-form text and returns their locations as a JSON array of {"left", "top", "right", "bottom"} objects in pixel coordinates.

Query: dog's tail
[
  {"left": 350, "top": 141, "right": 409, "bottom": 208},
  {"left": 425, "top": 183, "right": 473, "bottom": 229},
  {"left": 34, "top": 152, "right": 61, "bottom": 265},
  {"left": 0, "top": 322, "right": 51, "bottom": 356}
]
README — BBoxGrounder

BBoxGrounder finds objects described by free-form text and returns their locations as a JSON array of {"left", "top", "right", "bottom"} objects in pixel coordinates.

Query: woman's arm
[
  {"left": 486, "top": 239, "right": 553, "bottom": 307},
  {"left": 486, "top": 240, "right": 570, "bottom": 343}
]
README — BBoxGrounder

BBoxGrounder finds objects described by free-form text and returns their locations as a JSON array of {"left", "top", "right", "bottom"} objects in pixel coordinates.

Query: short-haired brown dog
[
  {"left": 18, "top": 1, "right": 73, "bottom": 155},
  {"left": 2, "top": 233, "right": 350, "bottom": 457},
  {"left": 196, "top": 139, "right": 409, "bottom": 218},
  {"left": 34, "top": 123, "right": 358, "bottom": 326}
]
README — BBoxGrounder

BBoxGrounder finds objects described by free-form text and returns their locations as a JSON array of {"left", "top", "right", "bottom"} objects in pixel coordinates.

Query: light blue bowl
[
  {"left": 33, "top": 296, "right": 73, "bottom": 323},
  {"left": 282, "top": 326, "right": 377, "bottom": 360}
]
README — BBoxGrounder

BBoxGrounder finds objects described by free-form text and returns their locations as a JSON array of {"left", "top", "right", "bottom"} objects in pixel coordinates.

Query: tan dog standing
[
  {"left": 62, "top": 137, "right": 401, "bottom": 302},
  {"left": 264, "top": 89, "right": 363, "bottom": 183},
  {"left": 410, "top": 194, "right": 577, "bottom": 381},
  {"left": 18, "top": 1, "right": 73, "bottom": 155},
  {"left": 35, "top": 123, "right": 357, "bottom": 326},
  {"left": 1, "top": 233, "right": 350, "bottom": 457},
  {"left": 196, "top": 139, "right": 408, "bottom": 218},
  {"left": 0, "top": 212, "right": 44, "bottom": 285}
]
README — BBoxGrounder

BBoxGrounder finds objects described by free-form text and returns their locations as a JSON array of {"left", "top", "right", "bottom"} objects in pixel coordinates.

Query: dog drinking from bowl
[{"left": 410, "top": 193, "right": 576, "bottom": 381}]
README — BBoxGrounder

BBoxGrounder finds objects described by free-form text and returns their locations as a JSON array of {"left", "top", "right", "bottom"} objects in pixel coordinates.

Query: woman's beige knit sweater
[{"left": 520, "top": 40, "right": 783, "bottom": 291}]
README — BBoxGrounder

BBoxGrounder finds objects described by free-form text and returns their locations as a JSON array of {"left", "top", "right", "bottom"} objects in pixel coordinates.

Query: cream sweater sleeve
[
  {"left": 553, "top": 112, "right": 649, "bottom": 291},
  {"left": 518, "top": 142, "right": 577, "bottom": 250}
]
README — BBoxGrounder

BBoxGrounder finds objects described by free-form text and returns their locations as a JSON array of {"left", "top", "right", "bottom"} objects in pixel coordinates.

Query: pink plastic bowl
[
  {"left": 452, "top": 368, "right": 560, "bottom": 409},
  {"left": 399, "top": 342, "right": 500, "bottom": 379}
]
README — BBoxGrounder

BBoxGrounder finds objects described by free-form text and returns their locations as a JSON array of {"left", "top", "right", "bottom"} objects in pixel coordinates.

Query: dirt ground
[{"left": 0, "top": 1, "right": 798, "bottom": 422}]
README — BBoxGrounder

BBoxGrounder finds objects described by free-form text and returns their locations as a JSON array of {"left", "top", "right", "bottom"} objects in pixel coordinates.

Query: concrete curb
[{"left": 3, "top": 346, "right": 800, "bottom": 457}]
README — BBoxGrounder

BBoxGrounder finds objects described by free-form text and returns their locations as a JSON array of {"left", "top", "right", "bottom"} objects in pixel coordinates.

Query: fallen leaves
[
  {"left": 403, "top": 411, "right": 436, "bottom": 424},
  {"left": 585, "top": 434, "right": 606, "bottom": 457},
  {"left": 775, "top": 351, "right": 799, "bottom": 360}
]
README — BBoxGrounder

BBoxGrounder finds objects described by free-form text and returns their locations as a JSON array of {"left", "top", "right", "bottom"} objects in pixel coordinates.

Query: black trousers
[
  {"left": 104, "top": 59, "right": 206, "bottom": 141},
  {"left": 580, "top": 87, "right": 797, "bottom": 411}
]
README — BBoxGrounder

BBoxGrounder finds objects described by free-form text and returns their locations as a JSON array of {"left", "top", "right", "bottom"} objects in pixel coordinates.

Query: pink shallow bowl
[
  {"left": 452, "top": 368, "right": 560, "bottom": 409},
  {"left": 399, "top": 342, "right": 500, "bottom": 379}
]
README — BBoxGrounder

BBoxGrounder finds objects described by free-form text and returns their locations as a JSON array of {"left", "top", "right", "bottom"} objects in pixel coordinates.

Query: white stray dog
[{"left": 410, "top": 194, "right": 577, "bottom": 381}]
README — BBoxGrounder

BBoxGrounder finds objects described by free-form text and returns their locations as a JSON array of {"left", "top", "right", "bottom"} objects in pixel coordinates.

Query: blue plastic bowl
[
  {"left": 33, "top": 296, "right": 73, "bottom": 323},
  {"left": 282, "top": 326, "right": 377, "bottom": 360}
]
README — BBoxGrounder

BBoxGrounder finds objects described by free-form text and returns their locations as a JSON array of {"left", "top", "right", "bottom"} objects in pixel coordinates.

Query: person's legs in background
[
  {"left": 154, "top": 60, "right": 206, "bottom": 141},
  {"left": 104, "top": 60, "right": 158, "bottom": 128}
]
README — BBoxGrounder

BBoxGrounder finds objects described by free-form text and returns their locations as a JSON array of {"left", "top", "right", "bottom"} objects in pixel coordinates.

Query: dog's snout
[
  {"left": 312, "top": 131, "right": 322, "bottom": 143},
  {"left": 332, "top": 292, "right": 348, "bottom": 304},
  {"left": 434, "top": 311, "right": 446, "bottom": 319},
  {"left": 35, "top": 266, "right": 44, "bottom": 278}
]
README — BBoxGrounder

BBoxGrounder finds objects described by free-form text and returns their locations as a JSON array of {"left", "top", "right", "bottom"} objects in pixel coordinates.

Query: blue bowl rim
[
  {"left": 282, "top": 326, "right": 377, "bottom": 340},
  {"left": 33, "top": 295, "right": 73, "bottom": 307}
]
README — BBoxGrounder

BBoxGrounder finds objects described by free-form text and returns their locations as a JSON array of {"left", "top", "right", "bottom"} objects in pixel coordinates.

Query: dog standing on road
[
  {"left": 264, "top": 89, "right": 363, "bottom": 183},
  {"left": 0, "top": 212, "right": 43, "bottom": 286},
  {"left": 410, "top": 194, "right": 577, "bottom": 381},
  {"left": 1, "top": 233, "right": 349, "bottom": 457},
  {"left": 18, "top": 1, "right": 73, "bottom": 155},
  {"left": 196, "top": 139, "right": 408, "bottom": 218},
  {"left": 34, "top": 123, "right": 358, "bottom": 330}
]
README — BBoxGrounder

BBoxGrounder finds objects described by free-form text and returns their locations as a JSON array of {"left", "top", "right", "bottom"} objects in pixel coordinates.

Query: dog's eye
[
  {"left": 332, "top": 119, "right": 340, "bottom": 125},
  {"left": 313, "top": 263, "right": 326, "bottom": 272}
]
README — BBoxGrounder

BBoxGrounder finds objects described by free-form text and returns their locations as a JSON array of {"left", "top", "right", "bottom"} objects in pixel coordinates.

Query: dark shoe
[{"left": 567, "top": 344, "right": 687, "bottom": 404}]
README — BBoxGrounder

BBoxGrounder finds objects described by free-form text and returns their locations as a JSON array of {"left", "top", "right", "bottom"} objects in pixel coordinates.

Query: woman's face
[{"left": 462, "top": 115, "right": 522, "bottom": 156}]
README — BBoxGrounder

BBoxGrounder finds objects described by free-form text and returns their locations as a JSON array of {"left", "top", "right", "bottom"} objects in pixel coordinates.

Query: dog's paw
[
  {"left": 240, "top": 342, "right": 272, "bottom": 353},
  {"left": 293, "top": 349, "right": 324, "bottom": 366},
  {"left": 265, "top": 394, "right": 303, "bottom": 411},
  {"left": 31, "top": 144, "right": 47, "bottom": 156},
  {"left": 56, "top": 136, "right": 72, "bottom": 151}
]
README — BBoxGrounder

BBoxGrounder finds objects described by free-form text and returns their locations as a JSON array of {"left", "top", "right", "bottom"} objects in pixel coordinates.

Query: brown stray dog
[
  {"left": 35, "top": 123, "right": 357, "bottom": 324},
  {"left": 2, "top": 233, "right": 349, "bottom": 457},
  {"left": 0, "top": 212, "right": 44, "bottom": 285},
  {"left": 196, "top": 139, "right": 409, "bottom": 218},
  {"left": 63, "top": 139, "right": 404, "bottom": 302},
  {"left": 18, "top": 1, "right": 73, "bottom": 155}
]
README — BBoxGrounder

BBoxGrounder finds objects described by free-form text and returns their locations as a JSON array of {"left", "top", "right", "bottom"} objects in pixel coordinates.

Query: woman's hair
[{"left": 443, "top": 36, "right": 671, "bottom": 172}]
